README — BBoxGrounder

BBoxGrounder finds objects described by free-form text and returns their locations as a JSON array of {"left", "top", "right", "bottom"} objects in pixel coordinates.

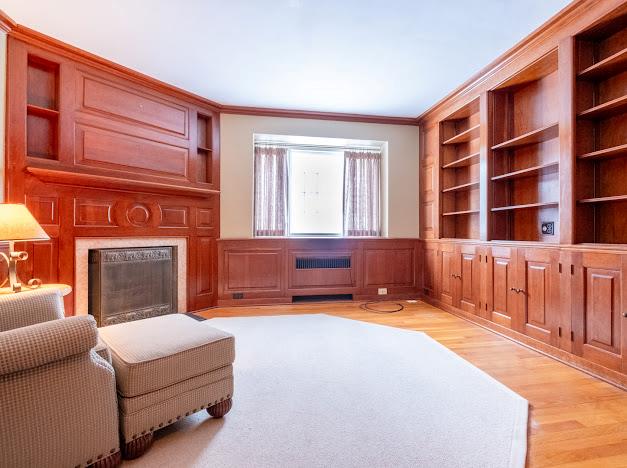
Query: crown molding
[
  {"left": 220, "top": 104, "right": 419, "bottom": 126},
  {"left": 0, "top": 9, "right": 16, "bottom": 32}
]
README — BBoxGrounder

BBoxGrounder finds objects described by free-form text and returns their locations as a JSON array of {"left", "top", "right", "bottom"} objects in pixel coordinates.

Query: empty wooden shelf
[
  {"left": 491, "top": 162, "right": 559, "bottom": 181},
  {"left": 578, "top": 195, "right": 627, "bottom": 204},
  {"left": 489, "top": 49, "right": 560, "bottom": 242},
  {"left": 442, "top": 181, "right": 480, "bottom": 193},
  {"left": 442, "top": 209, "right": 480, "bottom": 216},
  {"left": 578, "top": 94, "right": 627, "bottom": 119},
  {"left": 491, "top": 201, "right": 559, "bottom": 212},
  {"left": 441, "top": 124, "right": 480, "bottom": 145},
  {"left": 577, "top": 47, "right": 627, "bottom": 80},
  {"left": 578, "top": 144, "right": 627, "bottom": 160},
  {"left": 442, "top": 151, "right": 480, "bottom": 169},
  {"left": 574, "top": 10, "right": 627, "bottom": 244},
  {"left": 491, "top": 123, "right": 559, "bottom": 150},
  {"left": 439, "top": 97, "right": 481, "bottom": 240}
]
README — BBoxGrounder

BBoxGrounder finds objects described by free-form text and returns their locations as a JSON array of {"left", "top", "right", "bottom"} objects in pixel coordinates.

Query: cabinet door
[
  {"left": 516, "top": 248, "right": 560, "bottom": 346},
  {"left": 458, "top": 244, "right": 480, "bottom": 314},
  {"left": 572, "top": 252, "right": 627, "bottom": 373},
  {"left": 439, "top": 243, "right": 457, "bottom": 306},
  {"left": 423, "top": 242, "right": 439, "bottom": 299},
  {"left": 487, "top": 246, "right": 517, "bottom": 329}
]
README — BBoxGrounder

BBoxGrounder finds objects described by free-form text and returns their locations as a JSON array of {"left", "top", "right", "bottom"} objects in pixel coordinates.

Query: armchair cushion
[
  {"left": 0, "top": 315, "right": 98, "bottom": 376},
  {"left": 0, "top": 289, "right": 64, "bottom": 332}
]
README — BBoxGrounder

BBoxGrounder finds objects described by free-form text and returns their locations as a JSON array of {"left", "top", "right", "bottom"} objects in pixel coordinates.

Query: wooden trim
[
  {"left": 219, "top": 104, "right": 419, "bottom": 126},
  {"left": 420, "top": 294, "right": 627, "bottom": 390},
  {"left": 0, "top": 9, "right": 16, "bottom": 32},
  {"left": 416, "top": 0, "right": 619, "bottom": 122}
]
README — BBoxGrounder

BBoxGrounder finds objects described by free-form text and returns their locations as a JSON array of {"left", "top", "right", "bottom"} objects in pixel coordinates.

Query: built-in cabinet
[
  {"left": 424, "top": 240, "right": 627, "bottom": 385},
  {"left": 418, "top": 3, "right": 627, "bottom": 387}
]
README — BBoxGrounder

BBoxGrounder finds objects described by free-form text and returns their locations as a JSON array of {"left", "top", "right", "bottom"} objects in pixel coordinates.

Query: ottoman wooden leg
[
  {"left": 90, "top": 451, "right": 121, "bottom": 468},
  {"left": 207, "top": 398, "right": 232, "bottom": 418},
  {"left": 123, "top": 433, "right": 154, "bottom": 460}
]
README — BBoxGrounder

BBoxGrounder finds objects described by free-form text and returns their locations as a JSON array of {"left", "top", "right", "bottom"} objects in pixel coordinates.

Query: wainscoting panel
[{"left": 217, "top": 238, "right": 421, "bottom": 305}]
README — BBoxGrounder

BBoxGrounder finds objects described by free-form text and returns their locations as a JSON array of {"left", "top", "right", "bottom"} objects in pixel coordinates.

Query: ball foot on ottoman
[
  {"left": 123, "top": 433, "right": 154, "bottom": 460},
  {"left": 90, "top": 451, "right": 121, "bottom": 468},
  {"left": 208, "top": 398, "right": 232, "bottom": 418}
]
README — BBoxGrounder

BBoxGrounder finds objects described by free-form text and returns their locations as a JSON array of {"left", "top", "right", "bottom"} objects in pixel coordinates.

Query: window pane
[{"left": 289, "top": 150, "right": 344, "bottom": 235}]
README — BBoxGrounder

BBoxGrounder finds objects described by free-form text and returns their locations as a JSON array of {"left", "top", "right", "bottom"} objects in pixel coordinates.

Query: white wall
[
  {"left": 0, "top": 30, "right": 6, "bottom": 202},
  {"left": 220, "top": 114, "right": 419, "bottom": 239}
]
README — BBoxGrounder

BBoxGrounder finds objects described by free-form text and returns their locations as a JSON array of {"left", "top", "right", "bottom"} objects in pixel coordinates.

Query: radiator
[{"left": 295, "top": 256, "right": 351, "bottom": 270}]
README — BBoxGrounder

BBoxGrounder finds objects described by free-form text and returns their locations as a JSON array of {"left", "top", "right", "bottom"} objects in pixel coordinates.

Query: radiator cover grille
[{"left": 295, "top": 256, "right": 351, "bottom": 269}]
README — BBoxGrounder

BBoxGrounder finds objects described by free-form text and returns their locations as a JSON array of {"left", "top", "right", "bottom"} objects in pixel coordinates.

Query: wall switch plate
[
  {"left": 378, "top": 288, "right": 388, "bottom": 295},
  {"left": 541, "top": 221, "right": 555, "bottom": 235}
]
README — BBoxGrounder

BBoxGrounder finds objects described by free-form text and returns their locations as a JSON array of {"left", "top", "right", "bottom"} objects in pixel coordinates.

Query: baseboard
[{"left": 419, "top": 295, "right": 627, "bottom": 391}]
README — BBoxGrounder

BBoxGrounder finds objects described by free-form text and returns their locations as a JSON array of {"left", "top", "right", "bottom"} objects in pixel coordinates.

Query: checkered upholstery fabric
[
  {"left": 0, "top": 295, "right": 120, "bottom": 468},
  {"left": 0, "top": 289, "right": 64, "bottom": 332},
  {"left": 99, "top": 314, "right": 235, "bottom": 397},
  {"left": 100, "top": 314, "right": 235, "bottom": 442},
  {"left": 0, "top": 315, "right": 97, "bottom": 375}
]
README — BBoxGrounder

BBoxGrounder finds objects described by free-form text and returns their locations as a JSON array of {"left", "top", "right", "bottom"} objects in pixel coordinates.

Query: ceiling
[{"left": 3, "top": 0, "right": 572, "bottom": 117}]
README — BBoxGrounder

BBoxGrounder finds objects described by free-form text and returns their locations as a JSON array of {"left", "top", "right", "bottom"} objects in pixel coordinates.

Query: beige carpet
[{"left": 126, "top": 314, "right": 527, "bottom": 468}]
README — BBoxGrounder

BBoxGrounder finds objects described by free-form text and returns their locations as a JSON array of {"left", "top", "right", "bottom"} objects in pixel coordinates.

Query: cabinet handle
[
  {"left": 510, "top": 287, "right": 518, "bottom": 292},
  {"left": 518, "top": 289, "right": 526, "bottom": 295}
]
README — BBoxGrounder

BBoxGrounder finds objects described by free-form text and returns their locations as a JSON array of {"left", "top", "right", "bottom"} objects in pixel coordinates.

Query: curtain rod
[{"left": 254, "top": 141, "right": 383, "bottom": 152}]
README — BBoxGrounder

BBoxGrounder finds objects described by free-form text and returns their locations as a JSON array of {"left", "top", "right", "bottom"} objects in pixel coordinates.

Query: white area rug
[{"left": 127, "top": 314, "right": 527, "bottom": 468}]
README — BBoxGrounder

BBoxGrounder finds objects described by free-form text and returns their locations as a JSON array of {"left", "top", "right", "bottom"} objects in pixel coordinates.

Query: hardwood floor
[{"left": 197, "top": 299, "right": 627, "bottom": 467}]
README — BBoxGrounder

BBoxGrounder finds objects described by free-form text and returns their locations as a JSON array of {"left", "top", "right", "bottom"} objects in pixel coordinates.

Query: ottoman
[{"left": 99, "top": 314, "right": 235, "bottom": 459}]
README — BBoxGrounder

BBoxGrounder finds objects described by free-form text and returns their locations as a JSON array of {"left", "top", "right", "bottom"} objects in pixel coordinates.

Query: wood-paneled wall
[
  {"left": 5, "top": 31, "right": 221, "bottom": 314},
  {"left": 217, "top": 238, "right": 421, "bottom": 306}
]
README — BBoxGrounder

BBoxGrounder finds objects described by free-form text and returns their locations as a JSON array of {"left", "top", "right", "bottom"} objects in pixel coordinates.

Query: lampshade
[{"left": 0, "top": 204, "right": 50, "bottom": 242}]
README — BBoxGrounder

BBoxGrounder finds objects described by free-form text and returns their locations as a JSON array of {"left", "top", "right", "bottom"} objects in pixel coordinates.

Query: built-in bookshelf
[
  {"left": 488, "top": 49, "right": 560, "bottom": 242},
  {"left": 196, "top": 113, "right": 213, "bottom": 184},
  {"left": 574, "top": 10, "right": 627, "bottom": 244},
  {"left": 439, "top": 97, "right": 481, "bottom": 239},
  {"left": 26, "top": 56, "right": 59, "bottom": 160}
]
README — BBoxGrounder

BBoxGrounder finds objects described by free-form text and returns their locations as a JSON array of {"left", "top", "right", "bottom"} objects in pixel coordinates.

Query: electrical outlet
[
  {"left": 233, "top": 292, "right": 244, "bottom": 299},
  {"left": 378, "top": 288, "right": 388, "bottom": 295},
  {"left": 541, "top": 221, "right": 555, "bottom": 235}
]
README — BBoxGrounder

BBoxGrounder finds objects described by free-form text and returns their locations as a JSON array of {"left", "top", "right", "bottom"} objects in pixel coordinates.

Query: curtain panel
[
  {"left": 343, "top": 150, "right": 381, "bottom": 237},
  {"left": 254, "top": 145, "right": 289, "bottom": 236}
]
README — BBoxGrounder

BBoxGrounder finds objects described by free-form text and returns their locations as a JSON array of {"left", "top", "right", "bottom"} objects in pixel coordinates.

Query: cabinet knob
[{"left": 623, "top": 312, "right": 627, "bottom": 318}]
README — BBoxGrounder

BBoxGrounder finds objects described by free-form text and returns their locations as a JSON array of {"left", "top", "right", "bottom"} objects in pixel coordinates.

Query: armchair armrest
[{"left": 0, "top": 315, "right": 98, "bottom": 375}]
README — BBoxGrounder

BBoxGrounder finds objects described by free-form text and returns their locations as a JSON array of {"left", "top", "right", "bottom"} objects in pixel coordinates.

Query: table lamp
[{"left": 0, "top": 204, "right": 50, "bottom": 292}]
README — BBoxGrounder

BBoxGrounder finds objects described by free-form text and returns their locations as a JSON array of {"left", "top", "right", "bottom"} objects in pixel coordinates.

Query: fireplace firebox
[{"left": 88, "top": 247, "right": 177, "bottom": 326}]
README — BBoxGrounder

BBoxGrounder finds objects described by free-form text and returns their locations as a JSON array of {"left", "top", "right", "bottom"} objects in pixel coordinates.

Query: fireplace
[{"left": 88, "top": 246, "right": 178, "bottom": 326}]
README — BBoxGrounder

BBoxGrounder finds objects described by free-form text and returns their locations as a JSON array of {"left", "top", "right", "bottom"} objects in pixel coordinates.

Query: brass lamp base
[{"left": 0, "top": 241, "right": 42, "bottom": 293}]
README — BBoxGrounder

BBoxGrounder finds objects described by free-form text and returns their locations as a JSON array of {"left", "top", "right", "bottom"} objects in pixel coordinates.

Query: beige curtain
[
  {"left": 343, "top": 150, "right": 381, "bottom": 237},
  {"left": 254, "top": 145, "right": 289, "bottom": 236}
]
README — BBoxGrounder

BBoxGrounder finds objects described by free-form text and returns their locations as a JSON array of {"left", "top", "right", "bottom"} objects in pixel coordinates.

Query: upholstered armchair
[{"left": 0, "top": 290, "right": 121, "bottom": 468}]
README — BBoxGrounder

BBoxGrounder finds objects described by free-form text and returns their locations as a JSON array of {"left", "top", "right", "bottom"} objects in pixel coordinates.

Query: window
[
  {"left": 288, "top": 149, "right": 344, "bottom": 236},
  {"left": 253, "top": 136, "right": 383, "bottom": 237}
]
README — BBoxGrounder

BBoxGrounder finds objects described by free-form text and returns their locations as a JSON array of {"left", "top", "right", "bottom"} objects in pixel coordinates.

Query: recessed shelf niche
[
  {"left": 196, "top": 113, "right": 213, "bottom": 184},
  {"left": 574, "top": 10, "right": 627, "bottom": 244},
  {"left": 26, "top": 55, "right": 59, "bottom": 160},
  {"left": 489, "top": 49, "right": 560, "bottom": 242},
  {"left": 439, "top": 97, "right": 481, "bottom": 239}
]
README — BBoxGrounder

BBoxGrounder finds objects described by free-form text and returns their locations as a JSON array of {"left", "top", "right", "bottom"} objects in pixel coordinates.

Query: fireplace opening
[{"left": 88, "top": 246, "right": 177, "bottom": 326}]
